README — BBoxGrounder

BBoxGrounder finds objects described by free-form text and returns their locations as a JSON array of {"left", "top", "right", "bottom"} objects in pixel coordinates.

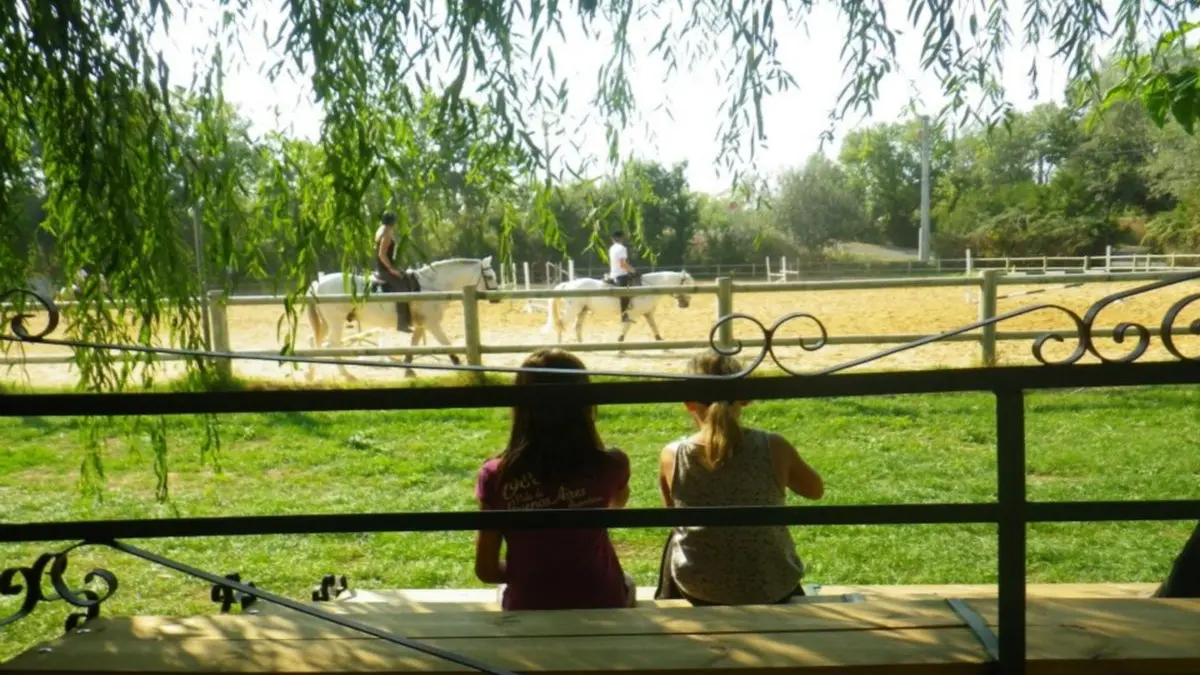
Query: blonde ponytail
[
  {"left": 687, "top": 351, "right": 745, "bottom": 470},
  {"left": 697, "top": 400, "right": 742, "bottom": 469}
]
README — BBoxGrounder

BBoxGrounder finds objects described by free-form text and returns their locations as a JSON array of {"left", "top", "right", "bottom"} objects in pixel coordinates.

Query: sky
[{"left": 151, "top": 0, "right": 1105, "bottom": 195}]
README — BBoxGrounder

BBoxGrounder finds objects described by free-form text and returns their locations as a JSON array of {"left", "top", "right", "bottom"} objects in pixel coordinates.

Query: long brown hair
[
  {"left": 499, "top": 348, "right": 609, "bottom": 482},
  {"left": 688, "top": 351, "right": 744, "bottom": 470}
]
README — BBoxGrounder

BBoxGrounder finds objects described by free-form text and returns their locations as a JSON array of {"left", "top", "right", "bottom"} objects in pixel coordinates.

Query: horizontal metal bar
[
  {"left": 8, "top": 499, "right": 1200, "bottom": 544},
  {"left": 2, "top": 362, "right": 1198, "bottom": 417},
  {"left": 0, "top": 503, "right": 1003, "bottom": 543},
  {"left": 1027, "top": 500, "right": 1200, "bottom": 522}
]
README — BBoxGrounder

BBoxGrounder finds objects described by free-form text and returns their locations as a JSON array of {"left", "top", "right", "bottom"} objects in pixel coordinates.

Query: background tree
[{"left": 772, "top": 154, "right": 868, "bottom": 252}]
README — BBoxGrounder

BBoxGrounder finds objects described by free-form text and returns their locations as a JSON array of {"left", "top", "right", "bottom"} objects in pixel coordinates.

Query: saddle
[
  {"left": 602, "top": 271, "right": 642, "bottom": 286},
  {"left": 370, "top": 270, "right": 421, "bottom": 294}
]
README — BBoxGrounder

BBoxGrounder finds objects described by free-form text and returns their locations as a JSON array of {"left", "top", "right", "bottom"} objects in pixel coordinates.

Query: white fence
[{"left": 8, "top": 269, "right": 1196, "bottom": 375}]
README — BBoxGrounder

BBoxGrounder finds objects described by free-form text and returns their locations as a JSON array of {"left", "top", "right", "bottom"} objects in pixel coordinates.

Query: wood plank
[
  {"left": 0, "top": 627, "right": 990, "bottom": 674},
  {"left": 965, "top": 597, "right": 1200, "bottom": 631},
  {"left": 259, "top": 596, "right": 848, "bottom": 617},
  {"left": 61, "top": 600, "right": 968, "bottom": 641}
]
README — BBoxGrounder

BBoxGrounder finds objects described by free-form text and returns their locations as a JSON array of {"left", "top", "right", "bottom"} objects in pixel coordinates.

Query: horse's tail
[{"left": 305, "top": 282, "right": 326, "bottom": 348}]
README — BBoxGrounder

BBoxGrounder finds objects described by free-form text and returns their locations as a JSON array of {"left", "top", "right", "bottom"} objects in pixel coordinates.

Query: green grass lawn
[{"left": 2, "top": 385, "right": 1199, "bottom": 659}]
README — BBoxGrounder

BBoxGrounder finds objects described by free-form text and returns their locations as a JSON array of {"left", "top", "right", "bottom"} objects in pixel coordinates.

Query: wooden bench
[{"left": 4, "top": 595, "right": 1197, "bottom": 674}]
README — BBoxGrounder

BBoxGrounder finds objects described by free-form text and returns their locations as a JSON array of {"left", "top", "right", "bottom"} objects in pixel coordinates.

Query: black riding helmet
[
  {"left": 611, "top": 230, "right": 624, "bottom": 239},
  {"left": 381, "top": 211, "right": 397, "bottom": 226}
]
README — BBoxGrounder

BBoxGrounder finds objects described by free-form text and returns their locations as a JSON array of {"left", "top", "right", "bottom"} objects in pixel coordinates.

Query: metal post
[
  {"left": 461, "top": 285, "right": 482, "bottom": 368},
  {"left": 919, "top": 115, "right": 932, "bottom": 263},
  {"left": 568, "top": 259, "right": 575, "bottom": 281},
  {"left": 192, "top": 204, "right": 212, "bottom": 351},
  {"left": 716, "top": 277, "right": 734, "bottom": 349},
  {"left": 995, "top": 389, "right": 1028, "bottom": 675},
  {"left": 979, "top": 270, "right": 999, "bottom": 367},
  {"left": 208, "top": 290, "right": 232, "bottom": 379},
  {"left": 523, "top": 262, "right": 531, "bottom": 291},
  {"left": 965, "top": 249, "right": 974, "bottom": 276}
]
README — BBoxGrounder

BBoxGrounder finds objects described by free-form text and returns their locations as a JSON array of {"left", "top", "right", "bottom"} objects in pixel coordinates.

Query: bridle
[{"left": 480, "top": 261, "right": 499, "bottom": 291}]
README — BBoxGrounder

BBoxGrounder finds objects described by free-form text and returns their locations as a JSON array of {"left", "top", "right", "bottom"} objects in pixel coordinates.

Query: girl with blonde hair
[{"left": 654, "top": 351, "right": 824, "bottom": 605}]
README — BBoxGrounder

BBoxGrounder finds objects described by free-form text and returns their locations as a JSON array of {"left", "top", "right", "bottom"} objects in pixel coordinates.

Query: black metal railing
[{"left": 2, "top": 271, "right": 1200, "bottom": 675}]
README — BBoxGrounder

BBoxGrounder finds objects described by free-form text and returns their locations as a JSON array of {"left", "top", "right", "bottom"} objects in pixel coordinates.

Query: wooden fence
[{"left": 8, "top": 269, "right": 1196, "bottom": 376}]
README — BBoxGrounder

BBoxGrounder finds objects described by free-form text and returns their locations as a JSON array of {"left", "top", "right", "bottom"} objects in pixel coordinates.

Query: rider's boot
[{"left": 620, "top": 298, "right": 634, "bottom": 324}]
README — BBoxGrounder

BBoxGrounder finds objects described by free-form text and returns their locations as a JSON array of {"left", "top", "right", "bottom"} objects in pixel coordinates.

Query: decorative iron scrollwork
[
  {"left": 703, "top": 270, "right": 1200, "bottom": 376},
  {"left": 210, "top": 572, "right": 258, "bottom": 613},
  {"left": 0, "top": 545, "right": 118, "bottom": 632},
  {"left": 312, "top": 573, "right": 349, "bottom": 602},
  {"left": 0, "top": 288, "right": 58, "bottom": 342}
]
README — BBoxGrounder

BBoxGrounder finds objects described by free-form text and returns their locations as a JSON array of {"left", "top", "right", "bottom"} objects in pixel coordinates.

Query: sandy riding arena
[{"left": 4, "top": 278, "right": 1199, "bottom": 388}]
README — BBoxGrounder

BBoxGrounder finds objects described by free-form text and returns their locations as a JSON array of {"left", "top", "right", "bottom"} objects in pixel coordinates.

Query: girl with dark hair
[
  {"left": 654, "top": 351, "right": 824, "bottom": 606},
  {"left": 474, "top": 348, "right": 635, "bottom": 610}
]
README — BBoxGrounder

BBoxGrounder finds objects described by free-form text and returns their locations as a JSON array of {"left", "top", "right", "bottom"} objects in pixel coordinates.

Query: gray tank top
[{"left": 667, "top": 427, "right": 804, "bottom": 605}]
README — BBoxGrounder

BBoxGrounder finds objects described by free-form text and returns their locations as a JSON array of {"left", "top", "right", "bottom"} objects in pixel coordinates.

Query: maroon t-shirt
[{"left": 475, "top": 449, "right": 630, "bottom": 610}]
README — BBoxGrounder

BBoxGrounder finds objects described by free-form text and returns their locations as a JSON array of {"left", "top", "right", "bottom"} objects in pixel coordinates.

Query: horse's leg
[
  {"left": 425, "top": 322, "right": 460, "bottom": 367},
  {"left": 329, "top": 320, "right": 357, "bottom": 382},
  {"left": 574, "top": 305, "right": 587, "bottom": 343},
  {"left": 643, "top": 312, "right": 665, "bottom": 341},
  {"left": 617, "top": 313, "right": 633, "bottom": 355},
  {"left": 403, "top": 325, "right": 424, "bottom": 378}
]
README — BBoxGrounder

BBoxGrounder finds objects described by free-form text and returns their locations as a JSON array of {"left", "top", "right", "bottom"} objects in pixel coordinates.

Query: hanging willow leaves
[{"left": 1, "top": 0, "right": 1196, "bottom": 498}]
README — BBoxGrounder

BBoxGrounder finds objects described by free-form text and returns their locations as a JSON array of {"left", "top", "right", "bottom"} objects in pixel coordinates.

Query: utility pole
[{"left": 919, "top": 115, "right": 932, "bottom": 263}]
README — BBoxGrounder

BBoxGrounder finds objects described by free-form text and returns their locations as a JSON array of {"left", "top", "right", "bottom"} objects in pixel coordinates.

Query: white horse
[
  {"left": 543, "top": 270, "right": 695, "bottom": 345},
  {"left": 304, "top": 256, "right": 500, "bottom": 381}
]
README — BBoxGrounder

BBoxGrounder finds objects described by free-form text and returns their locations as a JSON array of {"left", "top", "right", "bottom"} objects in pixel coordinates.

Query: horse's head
[
  {"left": 673, "top": 270, "right": 694, "bottom": 309},
  {"left": 479, "top": 255, "right": 501, "bottom": 304}
]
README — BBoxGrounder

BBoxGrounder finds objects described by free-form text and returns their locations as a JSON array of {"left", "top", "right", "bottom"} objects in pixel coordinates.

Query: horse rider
[
  {"left": 609, "top": 230, "right": 638, "bottom": 324},
  {"left": 375, "top": 211, "right": 414, "bottom": 333}
]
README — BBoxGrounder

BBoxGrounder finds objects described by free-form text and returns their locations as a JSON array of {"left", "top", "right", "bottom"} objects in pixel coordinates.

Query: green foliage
[{"left": 773, "top": 155, "right": 869, "bottom": 252}]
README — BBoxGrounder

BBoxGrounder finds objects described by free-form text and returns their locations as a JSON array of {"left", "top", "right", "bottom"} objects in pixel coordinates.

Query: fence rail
[{"left": 7, "top": 269, "right": 1197, "bottom": 374}]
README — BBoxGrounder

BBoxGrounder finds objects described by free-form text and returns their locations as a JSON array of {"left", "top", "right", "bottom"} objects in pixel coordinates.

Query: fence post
[
  {"left": 208, "top": 290, "right": 232, "bottom": 379},
  {"left": 1105, "top": 245, "right": 1112, "bottom": 272},
  {"left": 979, "top": 270, "right": 999, "bottom": 367},
  {"left": 568, "top": 259, "right": 575, "bottom": 281},
  {"left": 1042, "top": 256, "right": 1047, "bottom": 272},
  {"left": 965, "top": 249, "right": 974, "bottom": 276},
  {"left": 1171, "top": 253, "right": 1177, "bottom": 268},
  {"left": 716, "top": 277, "right": 734, "bottom": 349},
  {"left": 523, "top": 262, "right": 531, "bottom": 291},
  {"left": 1083, "top": 255, "right": 1090, "bottom": 272},
  {"left": 461, "top": 285, "right": 482, "bottom": 369}
]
